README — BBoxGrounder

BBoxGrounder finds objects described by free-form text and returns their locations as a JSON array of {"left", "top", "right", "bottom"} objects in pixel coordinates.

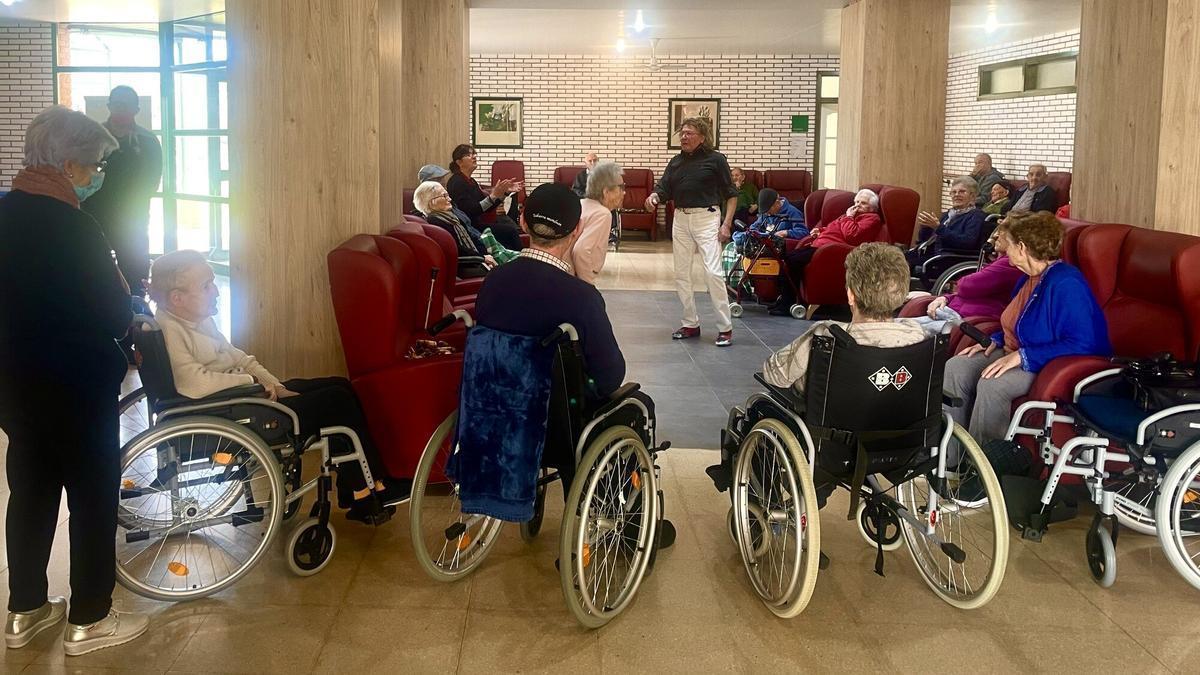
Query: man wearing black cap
[
  {"left": 732, "top": 188, "right": 808, "bottom": 249},
  {"left": 474, "top": 183, "right": 625, "bottom": 396}
]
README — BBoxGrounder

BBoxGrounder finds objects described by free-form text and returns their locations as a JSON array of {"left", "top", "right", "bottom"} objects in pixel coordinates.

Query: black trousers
[
  {"left": 489, "top": 214, "right": 524, "bottom": 251},
  {"left": 5, "top": 390, "right": 119, "bottom": 625},
  {"left": 776, "top": 246, "right": 818, "bottom": 306},
  {"left": 278, "top": 377, "right": 388, "bottom": 495},
  {"left": 609, "top": 211, "right": 621, "bottom": 245}
]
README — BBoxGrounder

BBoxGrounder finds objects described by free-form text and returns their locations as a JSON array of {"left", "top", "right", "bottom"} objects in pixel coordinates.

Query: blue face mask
[{"left": 74, "top": 170, "right": 105, "bottom": 202}]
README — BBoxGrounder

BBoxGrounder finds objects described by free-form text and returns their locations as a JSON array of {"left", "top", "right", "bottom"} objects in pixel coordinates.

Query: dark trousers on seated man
[{"left": 771, "top": 246, "right": 818, "bottom": 311}]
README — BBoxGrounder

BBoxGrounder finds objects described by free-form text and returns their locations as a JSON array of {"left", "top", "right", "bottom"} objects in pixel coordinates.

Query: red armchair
[
  {"left": 764, "top": 169, "right": 813, "bottom": 205},
  {"left": 553, "top": 166, "right": 584, "bottom": 190},
  {"left": 327, "top": 235, "right": 463, "bottom": 479},
  {"left": 489, "top": 159, "right": 527, "bottom": 208},
  {"left": 1006, "top": 171, "right": 1071, "bottom": 210},
  {"left": 619, "top": 168, "right": 658, "bottom": 240},
  {"left": 403, "top": 188, "right": 416, "bottom": 215},
  {"left": 400, "top": 214, "right": 480, "bottom": 312}
]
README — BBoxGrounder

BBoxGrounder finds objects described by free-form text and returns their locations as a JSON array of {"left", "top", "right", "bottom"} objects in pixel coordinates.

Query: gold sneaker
[
  {"left": 5, "top": 596, "right": 67, "bottom": 649},
  {"left": 63, "top": 609, "right": 148, "bottom": 657}
]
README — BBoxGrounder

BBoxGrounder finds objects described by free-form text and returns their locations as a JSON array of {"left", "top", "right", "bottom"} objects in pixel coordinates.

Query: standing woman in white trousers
[{"left": 645, "top": 117, "right": 738, "bottom": 347}]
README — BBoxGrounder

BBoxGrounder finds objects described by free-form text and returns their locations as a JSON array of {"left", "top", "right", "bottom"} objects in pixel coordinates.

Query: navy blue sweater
[{"left": 474, "top": 256, "right": 626, "bottom": 396}]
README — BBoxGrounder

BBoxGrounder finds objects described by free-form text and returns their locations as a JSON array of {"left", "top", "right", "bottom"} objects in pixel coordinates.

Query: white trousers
[{"left": 672, "top": 208, "right": 733, "bottom": 332}]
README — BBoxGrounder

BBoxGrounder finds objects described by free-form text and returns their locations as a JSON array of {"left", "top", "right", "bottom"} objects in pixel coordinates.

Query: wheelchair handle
[
  {"left": 540, "top": 322, "right": 579, "bottom": 347},
  {"left": 428, "top": 309, "right": 474, "bottom": 336},
  {"left": 958, "top": 321, "right": 992, "bottom": 348}
]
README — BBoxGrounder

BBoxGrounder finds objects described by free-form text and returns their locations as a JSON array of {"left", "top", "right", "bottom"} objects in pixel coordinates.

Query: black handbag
[{"left": 1121, "top": 352, "right": 1200, "bottom": 411}]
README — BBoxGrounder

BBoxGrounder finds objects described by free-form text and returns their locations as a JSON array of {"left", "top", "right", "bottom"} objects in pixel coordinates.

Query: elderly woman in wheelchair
[
  {"left": 113, "top": 251, "right": 406, "bottom": 601},
  {"left": 710, "top": 243, "right": 1010, "bottom": 617}
]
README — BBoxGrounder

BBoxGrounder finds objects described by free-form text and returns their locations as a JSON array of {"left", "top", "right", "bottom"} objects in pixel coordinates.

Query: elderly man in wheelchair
[
  {"left": 113, "top": 251, "right": 405, "bottom": 602},
  {"left": 709, "top": 243, "right": 1010, "bottom": 618},
  {"left": 408, "top": 183, "right": 674, "bottom": 628}
]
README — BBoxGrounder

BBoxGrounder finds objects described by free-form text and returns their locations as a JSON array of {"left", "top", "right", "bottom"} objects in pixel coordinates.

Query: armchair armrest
[
  {"left": 1027, "top": 355, "right": 1115, "bottom": 403},
  {"left": 802, "top": 244, "right": 854, "bottom": 306}
]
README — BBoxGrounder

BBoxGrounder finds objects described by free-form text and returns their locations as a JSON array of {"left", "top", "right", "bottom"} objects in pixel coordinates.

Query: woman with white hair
[
  {"left": 0, "top": 106, "right": 149, "bottom": 655},
  {"left": 909, "top": 175, "right": 988, "bottom": 285},
  {"left": 413, "top": 180, "right": 495, "bottom": 277},
  {"left": 770, "top": 188, "right": 884, "bottom": 315},
  {"left": 572, "top": 159, "right": 626, "bottom": 284}
]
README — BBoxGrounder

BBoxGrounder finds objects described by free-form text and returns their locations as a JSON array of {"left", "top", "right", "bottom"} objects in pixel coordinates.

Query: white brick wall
[
  {"left": 942, "top": 31, "right": 1079, "bottom": 207},
  {"left": 0, "top": 21, "right": 53, "bottom": 189},
  {"left": 468, "top": 53, "right": 839, "bottom": 225}
]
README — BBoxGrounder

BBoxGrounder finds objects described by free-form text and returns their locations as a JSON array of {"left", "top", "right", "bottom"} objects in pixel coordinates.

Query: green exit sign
[{"left": 791, "top": 115, "right": 809, "bottom": 133}]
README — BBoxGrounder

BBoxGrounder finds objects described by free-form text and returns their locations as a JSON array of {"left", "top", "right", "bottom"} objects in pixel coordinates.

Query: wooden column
[
  {"left": 1154, "top": 0, "right": 1200, "bottom": 235},
  {"left": 400, "top": 0, "right": 469, "bottom": 195},
  {"left": 227, "top": 0, "right": 386, "bottom": 377},
  {"left": 1073, "top": 0, "right": 1169, "bottom": 228},
  {"left": 836, "top": 0, "right": 950, "bottom": 229}
]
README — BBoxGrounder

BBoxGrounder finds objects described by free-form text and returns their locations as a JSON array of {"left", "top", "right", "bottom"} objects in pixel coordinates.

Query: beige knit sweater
[
  {"left": 763, "top": 319, "right": 927, "bottom": 395},
  {"left": 156, "top": 309, "right": 282, "bottom": 399}
]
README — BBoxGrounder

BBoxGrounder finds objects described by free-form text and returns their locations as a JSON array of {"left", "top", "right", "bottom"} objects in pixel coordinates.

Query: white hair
[
  {"left": 23, "top": 105, "right": 118, "bottom": 170},
  {"left": 585, "top": 160, "right": 623, "bottom": 201},
  {"left": 949, "top": 175, "right": 979, "bottom": 195},
  {"left": 855, "top": 188, "right": 880, "bottom": 210},
  {"left": 149, "top": 249, "right": 209, "bottom": 305},
  {"left": 412, "top": 180, "right": 446, "bottom": 215}
]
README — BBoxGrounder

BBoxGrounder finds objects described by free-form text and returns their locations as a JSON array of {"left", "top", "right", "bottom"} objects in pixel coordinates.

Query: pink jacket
[{"left": 945, "top": 255, "right": 1024, "bottom": 319}]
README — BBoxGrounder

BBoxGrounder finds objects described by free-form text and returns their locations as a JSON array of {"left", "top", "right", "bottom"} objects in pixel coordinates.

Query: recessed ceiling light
[
  {"left": 634, "top": 10, "right": 645, "bottom": 33},
  {"left": 0, "top": 0, "right": 17, "bottom": 7},
  {"left": 616, "top": 38, "right": 626, "bottom": 53}
]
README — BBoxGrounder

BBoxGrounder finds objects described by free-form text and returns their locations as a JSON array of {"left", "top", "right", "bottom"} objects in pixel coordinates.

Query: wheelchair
[
  {"left": 409, "top": 311, "right": 670, "bottom": 628},
  {"left": 712, "top": 325, "right": 1009, "bottom": 617},
  {"left": 115, "top": 316, "right": 380, "bottom": 601},
  {"left": 1001, "top": 363, "right": 1200, "bottom": 589},
  {"left": 912, "top": 214, "right": 1001, "bottom": 295}
]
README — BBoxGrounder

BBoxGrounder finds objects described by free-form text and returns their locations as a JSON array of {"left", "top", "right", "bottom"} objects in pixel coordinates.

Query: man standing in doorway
[
  {"left": 83, "top": 86, "right": 163, "bottom": 300},
  {"left": 645, "top": 117, "right": 736, "bottom": 346}
]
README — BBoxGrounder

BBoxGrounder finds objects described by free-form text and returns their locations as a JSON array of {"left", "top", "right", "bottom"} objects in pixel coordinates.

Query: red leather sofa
[
  {"left": 553, "top": 166, "right": 584, "bottom": 191},
  {"left": 764, "top": 169, "right": 813, "bottom": 205},
  {"left": 327, "top": 234, "right": 463, "bottom": 479},
  {"left": 795, "top": 184, "right": 921, "bottom": 308},
  {"left": 619, "top": 168, "right": 658, "bottom": 240}
]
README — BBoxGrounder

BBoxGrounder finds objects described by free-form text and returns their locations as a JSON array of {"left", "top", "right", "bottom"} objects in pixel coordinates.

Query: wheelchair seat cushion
[
  {"left": 1072, "top": 394, "right": 1149, "bottom": 445},
  {"left": 447, "top": 326, "right": 557, "bottom": 522}
]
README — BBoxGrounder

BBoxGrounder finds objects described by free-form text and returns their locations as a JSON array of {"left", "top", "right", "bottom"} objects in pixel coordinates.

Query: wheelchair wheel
[
  {"left": 520, "top": 468, "right": 549, "bottom": 541},
  {"left": 118, "top": 387, "right": 151, "bottom": 446},
  {"left": 931, "top": 261, "right": 980, "bottom": 296},
  {"left": 1085, "top": 523, "right": 1117, "bottom": 588},
  {"left": 116, "top": 416, "right": 285, "bottom": 601},
  {"left": 285, "top": 518, "right": 336, "bottom": 577},
  {"left": 1112, "top": 479, "right": 1159, "bottom": 536},
  {"left": 410, "top": 411, "right": 505, "bottom": 582},
  {"left": 1154, "top": 441, "right": 1200, "bottom": 591},
  {"left": 560, "top": 425, "right": 658, "bottom": 628},
  {"left": 895, "top": 423, "right": 1008, "bottom": 609},
  {"left": 732, "top": 419, "right": 820, "bottom": 619},
  {"left": 856, "top": 501, "right": 902, "bottom": 552},
  {"left": 789, "top": 304, "right": 806, "bottom": 320}
]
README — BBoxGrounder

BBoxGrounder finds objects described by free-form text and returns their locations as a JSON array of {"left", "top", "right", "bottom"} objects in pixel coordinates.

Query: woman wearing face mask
[{"left": 0, "top": 106, "right": 152, "bottom": 655}]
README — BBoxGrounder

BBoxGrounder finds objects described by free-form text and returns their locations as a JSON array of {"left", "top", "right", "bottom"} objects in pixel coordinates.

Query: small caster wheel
[
  {"left": 729, "top": 303, "right": 744, "bottom": 318},
  {"left": 520, "top": 472, "right": 548, "bottom": 541},
  {"left": 1086, "top": 524, "right": 1117, "bottom": 588},
  {"left": 789, "top": 304, "right": 807, "bottom": 320},
  {"left": 856, "top": 502, "right": 902, "bottom": 551},
  {"left": 286, "top": 518, "right": 336, "bottom": 577}
]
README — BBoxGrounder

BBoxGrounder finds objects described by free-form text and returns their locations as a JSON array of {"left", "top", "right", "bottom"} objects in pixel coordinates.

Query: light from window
[{"left": 979, "top": 52, "right": 1077, "bottom": 99}]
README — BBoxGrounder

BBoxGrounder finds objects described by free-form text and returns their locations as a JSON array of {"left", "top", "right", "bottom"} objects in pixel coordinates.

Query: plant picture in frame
[
  {"left": 472, "top": 97, "right": 523, "bottom": 148},
  {"left": 668, "top": 98, "right": 720, "bottom": 149}
]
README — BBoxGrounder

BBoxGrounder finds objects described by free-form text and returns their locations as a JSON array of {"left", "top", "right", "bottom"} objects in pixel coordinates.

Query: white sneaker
[
  {"left": 5, "top": 596, "right": 67, "bottom": 649},
  {"left": 62, "top": 609, "right": 148, "bottom": 657}
]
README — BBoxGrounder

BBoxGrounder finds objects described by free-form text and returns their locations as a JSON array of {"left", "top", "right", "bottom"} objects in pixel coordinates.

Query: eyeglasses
[
  {"left": 617, "top": 183, "right": 627, "bottom": 190},
  {"left": 678, "top": 130, "right": 699, "bottom": 137}
]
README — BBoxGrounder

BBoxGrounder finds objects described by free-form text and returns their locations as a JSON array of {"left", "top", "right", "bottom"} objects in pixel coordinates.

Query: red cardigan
[{"left": 811, "top": 212, "right": 883, "bottom": 248}]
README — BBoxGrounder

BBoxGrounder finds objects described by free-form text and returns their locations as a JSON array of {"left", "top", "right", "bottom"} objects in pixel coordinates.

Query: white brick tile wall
[
  {"left": 942, "top": 31, "right": 1079, "bottom": 208},
  {"left": 0, "top": 21, "right": 53, "bottom": 189},
  {"left": 468, "top": 53, "right": 839, "bottom": 226}
]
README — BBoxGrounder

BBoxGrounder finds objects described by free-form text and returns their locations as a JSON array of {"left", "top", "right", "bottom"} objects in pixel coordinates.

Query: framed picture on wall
[
  {"left": 668, "top": 98, "right": 720, "bottom": 149},
  {"left": 472, "top": 97, "right": 524, "bottom": 148}
]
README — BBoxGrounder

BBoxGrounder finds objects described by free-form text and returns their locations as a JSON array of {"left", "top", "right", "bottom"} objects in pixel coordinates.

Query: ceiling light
[
  {"left": 634, "top": 10, "right": 645, "bottom": 33},
  {"left": 616, "top": 38, "right": 626, "bottom": 53},
  {"left": 984, "top": 12, "right": 998, "bottom": 33},
  {"left": 0, "top": 0, "right": 17, "bottom": 7}
]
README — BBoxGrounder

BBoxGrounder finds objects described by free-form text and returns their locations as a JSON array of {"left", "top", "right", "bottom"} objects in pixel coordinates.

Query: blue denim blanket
[{"left": 445, "top": 326, "right": 556, "bottom": 522}]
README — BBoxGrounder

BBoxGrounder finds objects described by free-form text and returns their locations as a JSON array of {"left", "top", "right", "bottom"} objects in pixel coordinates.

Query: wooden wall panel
[
  {"left": 836, "top": 0, "right": 949, "bottom": 229},
  {"left": 1073, "top": 0, "right": 1168, "bottom": 228},
  {"left": 379, "top": 0, "right": 405, "bottom": 230},
  {"left": 227, "top": 0, "right": 382, "bottom": 377},
  {"left": 1154, "top": 0, "right": 1200, "bottom": 235},
  {"left": 400, "top": 0, "right": 469, "bottom": 193}
]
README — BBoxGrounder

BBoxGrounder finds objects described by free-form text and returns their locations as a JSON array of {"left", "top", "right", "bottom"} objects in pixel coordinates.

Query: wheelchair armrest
[
  {"left": 942, "top": 392, "right": 965, "bottom": 408},
  {"left": 754, "top": 373, "right": 805, "bottom": 413},
  {"left": 157, "top": 383, "right": 266, "bottom": 410},
  {"left": 590, "top": 382, "right": 642, "bottom": 418}
]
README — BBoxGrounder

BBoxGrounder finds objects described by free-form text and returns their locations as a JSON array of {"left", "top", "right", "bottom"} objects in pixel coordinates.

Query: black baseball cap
[
  {"left": 524, "top": 183, "right": 582, "bottom": 240},
  {"left": 758, "top": 188, "right": 780, "bottom": 214}
]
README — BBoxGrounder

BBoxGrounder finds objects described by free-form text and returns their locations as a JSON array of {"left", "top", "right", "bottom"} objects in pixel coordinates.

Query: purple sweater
[{"left": 945, "top": 255, "right": 1024, "bottom": 319}]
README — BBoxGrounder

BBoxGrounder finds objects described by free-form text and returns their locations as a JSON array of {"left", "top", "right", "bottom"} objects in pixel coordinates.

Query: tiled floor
[{"left": 0, "top": 241, "right": 1196, "bottom": 673}]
